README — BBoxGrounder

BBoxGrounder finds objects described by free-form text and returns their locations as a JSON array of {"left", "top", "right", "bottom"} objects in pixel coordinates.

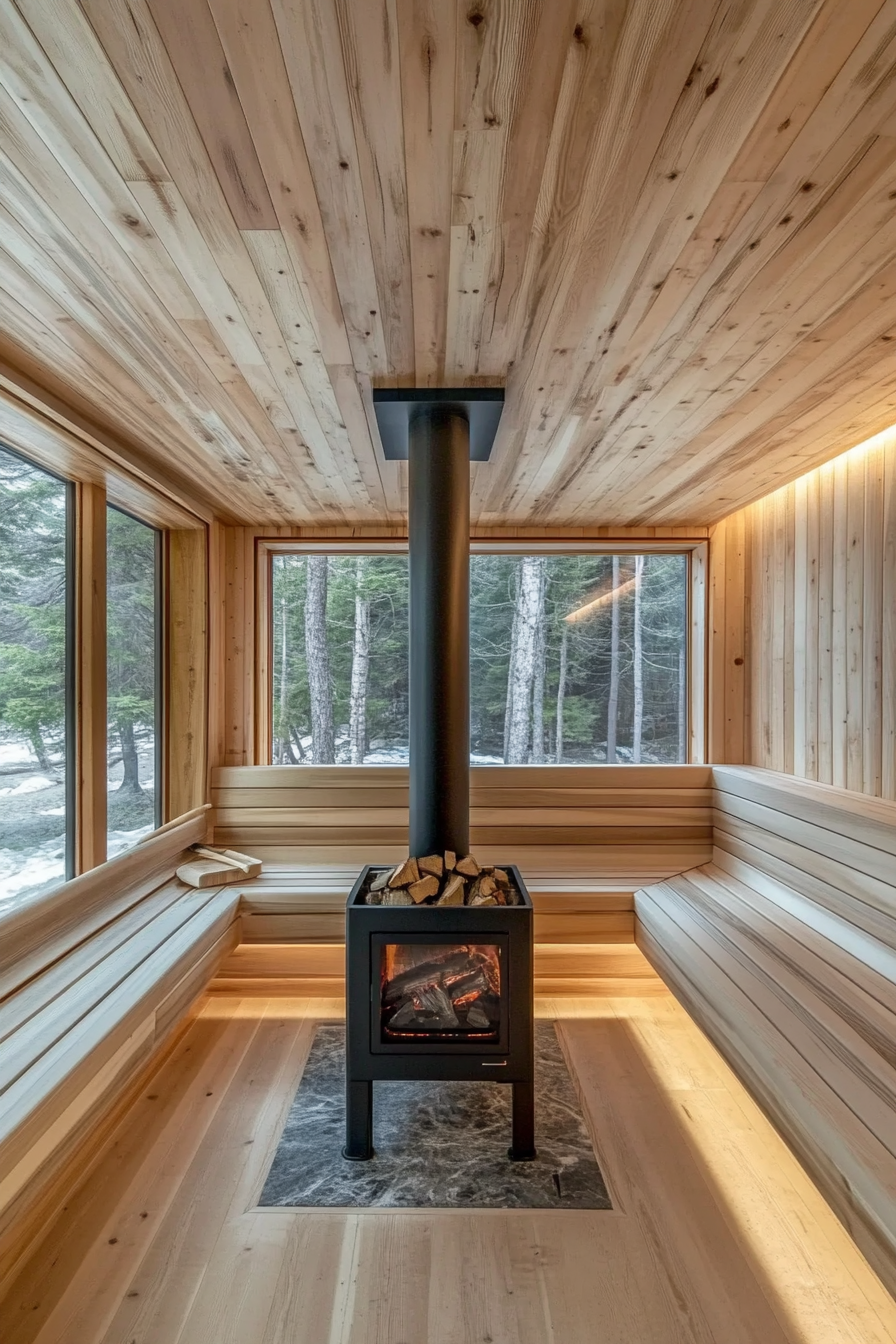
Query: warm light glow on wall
[
  {"left": 564, "top": 575, "right": 638, "bottom": 624},
  {"left": 794, "top": 422, "right": 896, "bottom": 491}
]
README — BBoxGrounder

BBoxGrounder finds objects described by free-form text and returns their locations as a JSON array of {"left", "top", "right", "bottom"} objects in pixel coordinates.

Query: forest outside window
[
  {"left": 270, "top": 551, "right": 689, "bottom": 766},
  {"left": 106, "top": 506, "right": 161, "bottom": 857},
  {"left": 0, "top": 444, "right": 73, "bottom": 906}
]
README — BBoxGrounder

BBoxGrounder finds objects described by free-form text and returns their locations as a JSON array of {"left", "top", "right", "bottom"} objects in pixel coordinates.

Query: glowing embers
[{"left": 381, "top": 942, "right": 502, "bottom": 1042}]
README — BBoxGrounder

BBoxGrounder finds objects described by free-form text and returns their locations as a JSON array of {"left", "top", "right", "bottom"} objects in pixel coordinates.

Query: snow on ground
[
  {"left": 107, "top": 824, "right": 155, "bottom": 861},
  {"left": 0, "top": 823, "right": 154, "bottom": 915},
  {"left": 0, "top": 774, "right": 58, "bottom": 796},
  {"left": 0, "top": 741, "right": 35, "bottom": 767},
  {"left": 0, "top": 837, "right": 66, "bottom": 910}
]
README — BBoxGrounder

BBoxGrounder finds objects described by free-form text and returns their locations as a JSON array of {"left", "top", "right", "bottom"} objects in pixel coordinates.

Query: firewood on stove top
[
  {"left": 455, "top": 854, "right": 480, "bottom": 878},
  {"left": 369, "top": 867, "right": 391, "bottom": 893},
  {"left": 493, "top": 867, "right": 510, "bottom": 888},
  {"left": 382, "top": 888, "right": 414, "bottom": 906},
  {"left": 469, "top": 878, "right": 498, "bottom": 906},
  {"left": 418, "top": 854, "right": 443, "bottom": 878},
  {"left": 437, "top": 873, "right": 465, "bottom": 905},
  {"left": 388, "top": 857, "right": 419, "bottom": 888},
  {"left": 478, "top": 875, "right": 498, "bottom": 898},
  {"left": 444, "top": 850, "right": 456, "bottom": 872},
  {"left": 409, "top": 874, "right": 440, "bottom": 903}
]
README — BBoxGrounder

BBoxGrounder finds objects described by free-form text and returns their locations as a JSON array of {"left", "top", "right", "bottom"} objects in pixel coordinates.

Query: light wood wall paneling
[
  {"left": 222, "top": 527, "right": 256, "bottom": 766},
  {"left": 206, "top": 519, "right": 227, "bottom": 782},
  {"left": 164, "top": 528, "right": 209, "bottom": 820},
  {"left": 210, "top": 764, "right": 714, "bottom": 888},
  {"left": 710, "top": 427, "right": 896, "bottom": 798},
  {"left": 636, "top": 763, "right": 896, "bottom": 1296},
  {"left": 75, "top": 480, "right": 107, "bottom": 874}
]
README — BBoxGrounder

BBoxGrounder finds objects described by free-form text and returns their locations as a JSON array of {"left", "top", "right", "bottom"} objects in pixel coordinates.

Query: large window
[
  {"left": 270, "top": 551, "right": 688, "bottom": 765},
  {"left": 106, "top": 507, "right": 161, "bottom": 856},
  {"left": 0, "top": 445, "right": 72, "bottom": 907}
]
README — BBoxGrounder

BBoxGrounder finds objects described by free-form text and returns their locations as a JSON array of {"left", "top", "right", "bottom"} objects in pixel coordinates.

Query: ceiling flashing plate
[{"left": 372, "top": 387, "right": 505, "bottom": 461}]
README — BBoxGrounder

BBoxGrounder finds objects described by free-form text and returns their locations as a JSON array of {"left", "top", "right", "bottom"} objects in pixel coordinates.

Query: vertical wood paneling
[
  {"left": 816, "top": 461, "right": 834, "bottom": 782},
  {"left": 165, "top": 528, "right": 208, "bottom": 820},
  {"left": 831, "top": 454, "right": 848, "bottom": 788},
  {"left": 223, "top": 526, "right": 255, "bottom": 766},
  {"left": 710, "top": 426, "right": 896, "bottom": 800},
  {"left": 804, "top": 468, "right": 819, "bottom": 780},
  {"left": 884, "top": 436, "right": 896, "bottom": 800}
]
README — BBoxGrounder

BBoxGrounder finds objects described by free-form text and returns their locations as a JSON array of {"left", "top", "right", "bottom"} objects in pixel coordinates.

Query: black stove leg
[
  {"left": 509, "top": 1079, "right": 537, "bottom": 1161},
  {"left": 343, "top": 1078, "right": 374, "bottom": 1160}
]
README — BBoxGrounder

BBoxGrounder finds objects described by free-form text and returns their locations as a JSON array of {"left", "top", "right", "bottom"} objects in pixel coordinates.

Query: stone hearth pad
[{"left": 258, "top": 1023, "right": 611, "bottom": 1209}]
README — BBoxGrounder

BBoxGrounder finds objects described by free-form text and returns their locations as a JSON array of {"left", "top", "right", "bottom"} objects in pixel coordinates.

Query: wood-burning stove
[
  {"left": 343, "top": 864, "right": 535, "bottom": 1161},
  {"left": 344, "top": 388, "right": 535, "bottom": 1163}
]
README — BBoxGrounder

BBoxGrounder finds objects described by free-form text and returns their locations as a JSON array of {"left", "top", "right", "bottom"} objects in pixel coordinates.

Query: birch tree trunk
[
  {"left": 677, "top": 639, "right": 686, "bottom": 762},
  {"left": 531, "top": 560, "right": 547, "bottom": 763},
  {"left": 503, "top": 565, "right": 520, "bottom": 762},
  {"left": 632, "top": 554, "right": 645, "bottom": 763},
  {"left": 506, "top": 556, "right": 543, "bottom": 764},
  {"left": 304, "top": 554, "right": 334, "bottom": 763},
  {"left": 555, "top": 621, "right": 568, "bottom": 763},
  {"left": 349, "top": 557, "right": 370, "bottom": 765},
  {"left": 606, "top": 555, "right": 621, "bottom": 762},
  {"left": 278, "top": 594, "right": 288, "bottom": 764}
]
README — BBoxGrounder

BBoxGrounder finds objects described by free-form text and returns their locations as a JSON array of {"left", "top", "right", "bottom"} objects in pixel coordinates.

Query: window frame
[
  {"left": 257, "top": 537, "right": 709, "bottom": 766},
  {"left": 1, "top": 435, "right": 211, "bottom": 898},
  {"left": 105, "top": 502, "right": 164, "bottom": 849}
]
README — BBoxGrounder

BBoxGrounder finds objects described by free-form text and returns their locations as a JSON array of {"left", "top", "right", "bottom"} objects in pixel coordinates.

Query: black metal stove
[
  {"left": 343, "top": 863, "right": 535, "bottom": 1161},
  {"left": 343, "top": 388, "right": 536, "bottom": 1163}
]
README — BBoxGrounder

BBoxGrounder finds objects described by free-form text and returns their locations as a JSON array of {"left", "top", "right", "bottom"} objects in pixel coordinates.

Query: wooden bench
[
  {"left": 0, "top": 815, "right": 240, "bottom": 1289},
  {"left": 635, "top": 766, "right": 896, "bottom": 1298}
]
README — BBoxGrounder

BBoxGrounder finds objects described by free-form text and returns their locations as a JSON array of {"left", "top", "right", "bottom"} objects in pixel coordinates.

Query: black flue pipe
[{"left": 408, "top": 406, "right": 470, "bottom": 857}]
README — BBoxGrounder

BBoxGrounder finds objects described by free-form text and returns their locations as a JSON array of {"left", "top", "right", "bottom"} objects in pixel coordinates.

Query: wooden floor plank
[{"left": 2, "top": 991, "right": 894, "bottom": 1344}]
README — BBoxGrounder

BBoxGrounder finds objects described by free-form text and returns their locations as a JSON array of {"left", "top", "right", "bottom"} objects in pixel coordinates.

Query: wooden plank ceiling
[{"left": 1, "top": 0, "right": 896, "bottom": 526}]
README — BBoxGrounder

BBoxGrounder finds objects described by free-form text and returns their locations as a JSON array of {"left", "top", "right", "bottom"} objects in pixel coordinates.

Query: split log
[
  {"left": 456, "top": 855, "right": 480, "bottom": 878},
  {"left": 444, "top": 850, "right": 456, "bottom": 872},
  {"left": 416, "top": 984, "right": 459, "bottom": 1028},
  {"left": 447, "top": 968, "right": 489, "bottom": 1001},
  {"left": 493, "top": 868, "right": 510, "bottom": 888},
  {"left": 478, "top": 875, "right": 497, "bottom": 898},
  {"left": 389, "top": 1000, "right": 420, "bottom": 1029},
  {"left": 382, "top": 888, "right": 414, "bottom": 906},
  {"left": 469, "top": 880, "right": 498, "bottom": 906},
  {"left": 418, "top": 854, "right": 444, "bottom": 878},
  {"left": 409, "top": 874, "right": 440, "bottom": 903},
  {"left": 437, "top": 873, "right": 465, "bottom": 906},
  {"left": 369, "top": 868, "right": 391, "bottom": 893},
  {"left": 389, "top": 857, "right": 420, "bottom": 888},
  {"left": 383, "top": 949, "right": 473, "bottom": 1001}
]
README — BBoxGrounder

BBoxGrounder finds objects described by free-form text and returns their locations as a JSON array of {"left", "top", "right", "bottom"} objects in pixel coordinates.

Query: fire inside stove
[{"left": 380, "top": 942, "right": 502, "bottom": 1041}]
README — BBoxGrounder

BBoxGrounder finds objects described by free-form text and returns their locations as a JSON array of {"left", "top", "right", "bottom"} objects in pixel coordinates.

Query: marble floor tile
[{"left": 259, "top": 1023, "right": 611, "bottom": 1209}]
